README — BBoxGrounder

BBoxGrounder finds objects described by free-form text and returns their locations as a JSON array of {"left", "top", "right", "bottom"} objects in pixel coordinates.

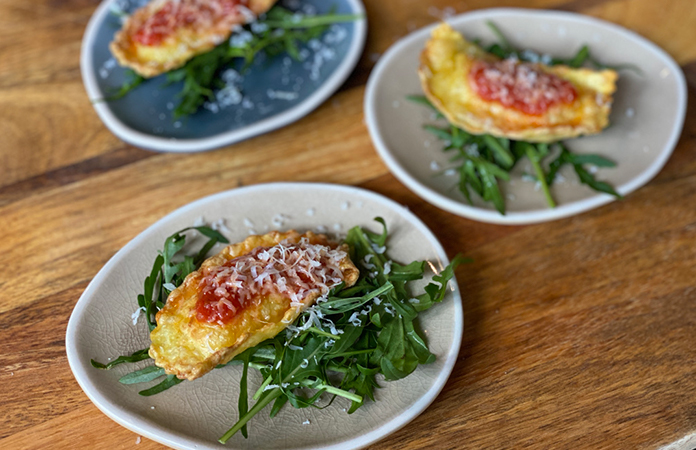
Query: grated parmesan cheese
[
  {"left": 371, "top": 244, "right": 386, "bottom": 254},
  {"left": 132, "top": 306, "right": 146, "bottom": 325},
  {"left": 211, "top": 218, "right": 231, "bottom": 234},
  {"left": 348, "top": 312, "right": 361, "bottom": 327},
  {"left": 267, "top": 89, "right": 299, "bottom": 101},
  {"left": 198, "top": 238, "right": 347, "bottom": 324}
]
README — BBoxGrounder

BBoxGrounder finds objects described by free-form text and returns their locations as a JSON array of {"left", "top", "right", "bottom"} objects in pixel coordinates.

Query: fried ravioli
[
  {"left": 419, "top": 23, "right": 618, "bottom": 142},
  {"left": 110, "top": 0, "right": 277, "bottom": 78},
  {"left": 149, "top": 230, "right": 359, "bottom": 381}
]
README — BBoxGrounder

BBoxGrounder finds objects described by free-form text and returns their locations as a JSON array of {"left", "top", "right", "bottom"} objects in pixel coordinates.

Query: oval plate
[
  {"left": 365, "top": 8, "right": 687, "bottom": 225},
  {"left": 65, "top": 182, "right": 463, "bottom": 450},
  {"left": 81, "top": 0, "right": 366, "bottom": 152}
]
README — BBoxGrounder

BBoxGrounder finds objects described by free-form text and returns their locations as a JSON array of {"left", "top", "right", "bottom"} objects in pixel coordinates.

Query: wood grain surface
[{"left": 1, "top": 0, "right": 695, "bottom": 449}]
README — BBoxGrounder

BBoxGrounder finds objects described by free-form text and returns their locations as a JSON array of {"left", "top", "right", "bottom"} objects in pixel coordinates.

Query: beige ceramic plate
[
  {"left": 66, "top": 183, "right": 462, "bottom": 450},
  {"left": 365, "top": 8, "right": 687, "bottom": 225}
]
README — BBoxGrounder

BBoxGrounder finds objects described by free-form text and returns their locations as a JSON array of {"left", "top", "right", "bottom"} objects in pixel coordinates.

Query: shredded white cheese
[
  {"left": 131, "top": 306, "right": 146, "bottom": 325},
  {"left": 199, "top": 238, "right": 347, "bottom": 324}
]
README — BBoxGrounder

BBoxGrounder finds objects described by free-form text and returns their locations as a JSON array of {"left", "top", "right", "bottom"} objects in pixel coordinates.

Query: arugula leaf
[
  {"left": 545, "top": 146, "right": 567, "bottom": 185},
  {"left": 326, "top": 324, "right": 363, "bottom": 356},
  {"left": 102, "top": 69, "right": 144, "bottom": 101},
  {"left": 566, "top": 153, "right": 617, "bottom": 167},
  {"left": 269, "top": 395, "right": 288, "bottom": 418},
  {"left": 388, "top": 260, "right": 425, "bottom": 282},
  {"left": 424, "top": 124, "right": 455, "bottom": 141},
  {"left": 236, "top": 348, "right": 254, "bottom": 438},
  {"left": 340, "top": 364, "right": 380, "bottom": 413},
  {"left": 518, "top": 141, "right": 556, "bottom": 208},
  {"left": 485, "top": 21, "right": 514, "bottom": 54},
  {"left": 139, "top": 254, "right": 163, "bottom": 331},
  {"left": 278, "top": 336, "right": 327, "bottom": 383},
  {"left": 219, "top": 388, "right": 283, "bottom": 443},
  {"left": 406, "top": 95, "right": 444, "bottom": 119},
  {"left": 91, "top": 348, "right": 150, "bottom": 369},
  {"left": 139, "top": 374, "right": 184, "bottom": 396},
  {"left": 119, "top": 365, "right": 166, "bottom": 384},
  {"left": 547, "top": 144, "right": 622, "bottom": 198},
  {"left": 372, "top": 315, "right": 427, "bottom": 380},
  {"left": 482, "top": 135, "right": 514, "bottom": 169},
  {"left": 318, "top": 282, "right": 394, "bottom": 314},
  {"left": 415, "top": 253, "right": 470, "bottom": 312},
  {"left": 573, "top": 163, "right": 623, "bottom": 198},
  {"left": 567, "top": 45, "right": 590, "bottom": 68}
]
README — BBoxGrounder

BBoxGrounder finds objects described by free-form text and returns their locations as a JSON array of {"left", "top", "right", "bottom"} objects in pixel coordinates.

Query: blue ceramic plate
[{"left": 81, "top": 0, "right": 366, "bottom": 152}]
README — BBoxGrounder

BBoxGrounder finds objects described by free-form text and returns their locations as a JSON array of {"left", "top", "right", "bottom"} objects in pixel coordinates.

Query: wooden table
[{"left": 2, "top": 0, "right": 696, "bottom": 449}]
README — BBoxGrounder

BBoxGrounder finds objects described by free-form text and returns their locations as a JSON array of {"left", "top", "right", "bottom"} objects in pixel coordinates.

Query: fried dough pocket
[
  {"left": 149, "top": 230, "right": 359, "bottom": 381},
  {"left": 419, "top": 23, "right": 618, "bottom": 142}
]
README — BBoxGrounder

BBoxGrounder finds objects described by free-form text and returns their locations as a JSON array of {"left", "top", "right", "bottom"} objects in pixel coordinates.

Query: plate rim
[
  {"left": 80, "top": 0, "right": 367, "bottom": 153},
  {"left": 364, "top": 7, "right": 688, "bottom": 225},
  {"left": 65, "top": 182, "right": 464, "bottom": 450}
]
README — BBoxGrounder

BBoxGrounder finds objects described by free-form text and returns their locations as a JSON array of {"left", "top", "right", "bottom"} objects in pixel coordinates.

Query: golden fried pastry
[
  {"left": 110, "top": 0, "right": 277, "bottom": 77},
  {"left": 419, "top": 23, "right": 618, "bottom": 142},
  {"left": 149, "top": 230, "right": 359, "bottom": 381}
]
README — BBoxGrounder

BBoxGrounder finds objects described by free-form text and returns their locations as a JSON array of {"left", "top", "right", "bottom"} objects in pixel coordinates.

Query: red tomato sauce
[
  {"left": 195, "top": 252, "right": 256, "bottom": 324},
  {"left": 196, "top": 284, "right": 244, "bottom": 324},
  {"left": 193, "top": 239, "right": 345, "bottom": 325},
  {"left": 133, "top": 0, "right": 244, "bottom": 46},
  {"left": 469, "top": 59, "right": 577, "bottom": 116}
]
